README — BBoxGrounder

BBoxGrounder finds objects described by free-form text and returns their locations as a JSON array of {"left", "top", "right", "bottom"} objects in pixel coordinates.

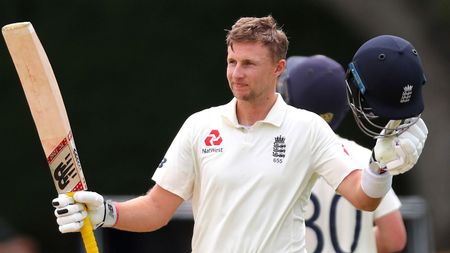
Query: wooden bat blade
[
  {"left": 3, "top": 22, "right": 69, "bottom": 155},
  {"left": 2, "top": 21, "right": 99, "bottom": 253},
  {"left": 2, "top": 22, "right": 87, "bottom": 193}
]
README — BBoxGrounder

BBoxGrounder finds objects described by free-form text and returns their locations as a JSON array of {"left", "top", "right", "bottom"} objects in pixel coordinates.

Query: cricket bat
[{"left": 2, "top": 22, "right": 99, "bottom": 253}]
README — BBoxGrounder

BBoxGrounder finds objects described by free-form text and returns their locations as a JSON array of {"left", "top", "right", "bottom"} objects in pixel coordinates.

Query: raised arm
[
  {"left": 52, "top": 184, "right": 184, "bottom": 233},
  {"left": 336, "top": 169, "right": 382, "bottom": 211},
  {"left": 114, "top": 184, "right": 184, "bottom": 232}
]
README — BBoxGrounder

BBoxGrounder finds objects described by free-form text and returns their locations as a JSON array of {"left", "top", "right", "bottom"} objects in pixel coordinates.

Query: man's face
[{"left": 226, "top": 41, "right": 284, "bottom": 102}]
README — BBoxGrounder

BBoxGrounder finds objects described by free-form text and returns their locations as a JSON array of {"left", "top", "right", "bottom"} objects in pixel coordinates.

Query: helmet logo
[{"left": 400, "top": 84, "right": 413, "bottom": 103}]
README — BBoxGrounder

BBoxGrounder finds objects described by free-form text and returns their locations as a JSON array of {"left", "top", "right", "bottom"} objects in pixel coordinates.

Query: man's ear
[{"left": 275, "top": 59, "right": 286, "bottom": 77}]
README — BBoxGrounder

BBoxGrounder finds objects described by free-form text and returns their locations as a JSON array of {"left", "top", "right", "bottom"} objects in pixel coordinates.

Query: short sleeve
[
  {"left": 374, "top": 188, "right": 402, "bottom": 219},
  {"left": 152, "top": 115, "right": 197, "bottom": 200},
  {"left": 310, "top": 117, "right": 359, "bottom": 190}
]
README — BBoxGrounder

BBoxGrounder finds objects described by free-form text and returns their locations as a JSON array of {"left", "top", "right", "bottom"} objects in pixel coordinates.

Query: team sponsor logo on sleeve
[
  {"left": 158, "top": 157, "right": 167, "bottom": 168},
  {"left": 202, "top": 129, "right": 223, "bottom": 154}
]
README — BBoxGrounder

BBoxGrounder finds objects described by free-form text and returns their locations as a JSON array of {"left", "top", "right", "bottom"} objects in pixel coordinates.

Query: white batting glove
[
  {"left": 52, "top": 191, "right": 117, "bottom": 233},
  {"left": 371, "top": 118, "right": 428, "bottom": 175}
]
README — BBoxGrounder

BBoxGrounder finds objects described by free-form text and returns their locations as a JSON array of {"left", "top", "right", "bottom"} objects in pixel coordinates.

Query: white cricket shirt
[
  {"left": 152, "top": 94, "right": 358, "bottom": 253},
  {"left": 305, "top": 136, "right": 402, "bottom": 253}
]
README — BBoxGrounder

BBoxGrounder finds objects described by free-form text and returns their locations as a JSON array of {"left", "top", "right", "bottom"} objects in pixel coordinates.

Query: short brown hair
[{"left": 225, "top": 15, "right": 289, "bottom": 62}]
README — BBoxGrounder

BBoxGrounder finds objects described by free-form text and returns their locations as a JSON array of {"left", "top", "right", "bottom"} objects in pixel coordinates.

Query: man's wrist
[
  {"left": 361, "top": 166, "right": 392, "bottom": 198},
  {"left": 102, "top": 200, "right": 118, "bottom": 228}
]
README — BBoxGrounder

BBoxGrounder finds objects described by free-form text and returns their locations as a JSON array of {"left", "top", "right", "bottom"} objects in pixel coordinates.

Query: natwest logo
[{"left": 204, "top": 129, "right": 223, "bottom": 146}]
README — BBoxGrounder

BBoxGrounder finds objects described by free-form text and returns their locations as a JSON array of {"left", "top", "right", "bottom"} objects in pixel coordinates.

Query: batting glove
[
  {"left": 52, "top": 191, "right": 117, "bottom": 233},
  {"left": 371, "top": 118, "right": 428, "bottom": 175}
]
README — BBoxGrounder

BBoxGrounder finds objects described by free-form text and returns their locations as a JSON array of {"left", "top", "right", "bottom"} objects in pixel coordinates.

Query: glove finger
[
  {"left": 386, "top": 141, "right": 417, "bottom": 175},
  {"left": 400, "top": 117, "right": 428, "bottom": 138},
  {"left": 374, "top": 136, "right": 396, "bottom": 163},
  {"left": 405, "top": 123, "right": 427, "bottom": 143},
  {"left": 401, "top": 129, "right": 425, "bottom": 157},
  {"left": 397, "top": 132, "right": 419, "bottom": 150},
  {"left": 410, "top": 119, "right": 428, "bottom": 154},
  {"left": 414, "top": 118, "right": 428, "bottom": 136},
  {"left": 385, "top": 155, "right": 405, "bottom": 174},
  {"left": 59, "top": 220, "right": 85, "bottom": 233},
  {"left": 56, "top": 210, "right": 87, "bottom": 226},
  {"left": 73, "top": 191, "right": 104, "bottom": 209},
  {"left": 54, "top": 203, "right": 85, "bottom": 218},
  {"left": 52, "top": 194, "right": 74, "bottom": 208},
  {"left": 397, "top": 138, "right": 419, "bottom": 164},
  {"left": 388, "top": 168, "right": 401, "bottom": 176}
]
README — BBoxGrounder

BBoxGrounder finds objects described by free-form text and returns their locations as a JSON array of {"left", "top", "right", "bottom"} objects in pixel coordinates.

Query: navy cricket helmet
[
  {"left": 277, "top": 55, "right": 348, "bottom": 131},
  {"left": 346, "top": 35, "right": 427, "bottom": 138}
]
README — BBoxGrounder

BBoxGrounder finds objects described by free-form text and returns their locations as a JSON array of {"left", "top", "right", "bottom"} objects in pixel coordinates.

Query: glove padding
[
  {"left": 52, "top": 191, "right": 117, "bottom": 233},
  {"left": 372, "top": 118, "right": 428, "bottom": 175}
]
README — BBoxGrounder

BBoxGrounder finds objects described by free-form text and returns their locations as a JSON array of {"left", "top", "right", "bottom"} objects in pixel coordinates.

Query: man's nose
[{"left": 232, "top": 64, "right": 245, "bottom": 78}]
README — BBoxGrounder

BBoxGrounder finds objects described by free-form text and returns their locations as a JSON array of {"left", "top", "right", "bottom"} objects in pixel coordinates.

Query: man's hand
[
  {"left": 52, "top": 191, "right": 117, "bottom": 233},
  {"left": 371, "top": 118, "right": 428, "bottom": 175}
]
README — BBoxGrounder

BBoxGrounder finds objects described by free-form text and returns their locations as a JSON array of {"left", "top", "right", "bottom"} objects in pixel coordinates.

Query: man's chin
[{"left": 233, "top": 92, "right": 252, "bottom": 101}]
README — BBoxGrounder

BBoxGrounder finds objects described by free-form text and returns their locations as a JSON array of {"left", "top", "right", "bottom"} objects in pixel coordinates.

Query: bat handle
[{"left": 67, "top": 192, "right": 100, "bottom": 253}]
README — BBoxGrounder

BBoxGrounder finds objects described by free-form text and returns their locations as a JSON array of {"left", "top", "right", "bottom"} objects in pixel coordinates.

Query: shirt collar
[{"left": 221, "top": 93, "right": 287, "bottom": 128}]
